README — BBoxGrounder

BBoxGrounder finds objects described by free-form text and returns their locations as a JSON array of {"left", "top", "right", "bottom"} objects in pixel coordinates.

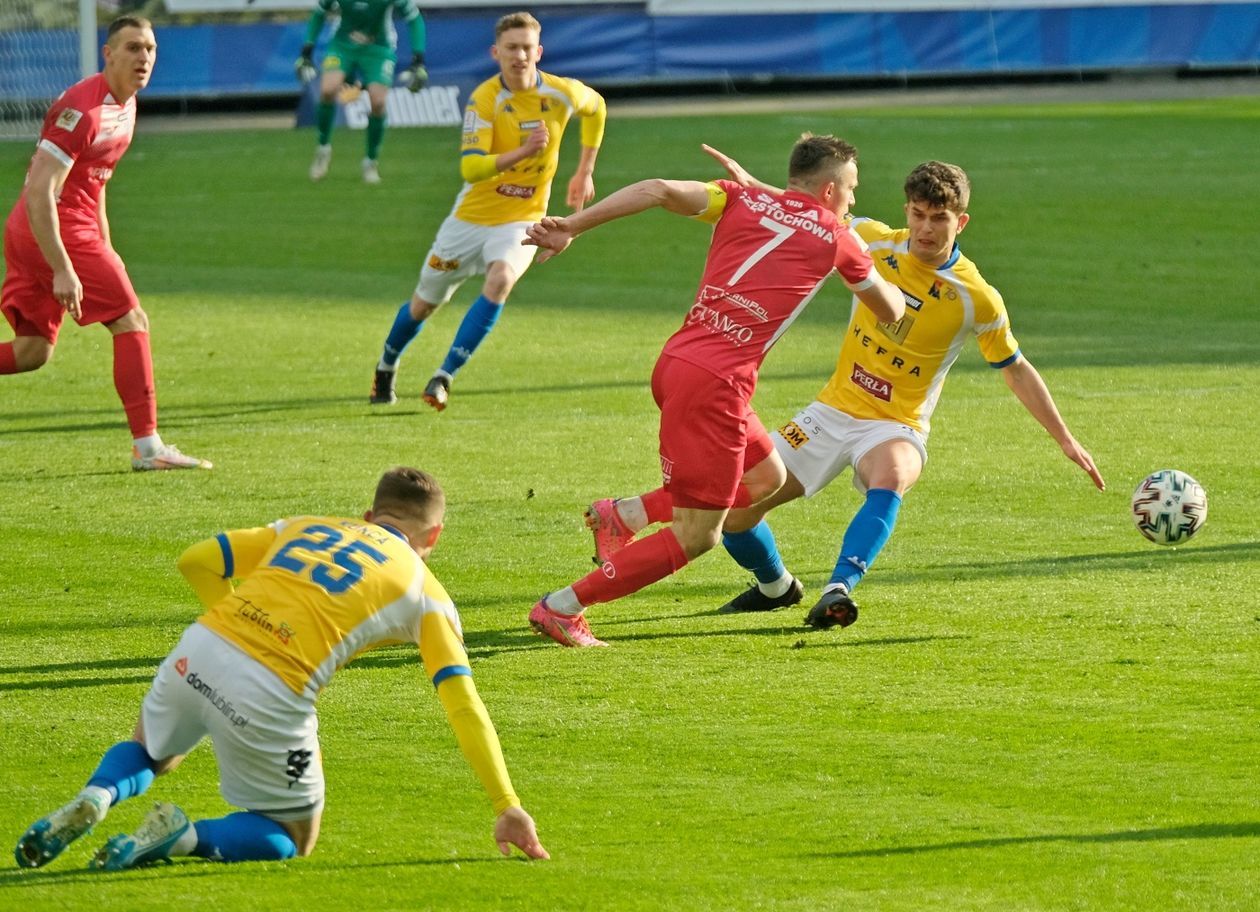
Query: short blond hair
[{"left": 496, "top": 12, "right": 541, "bottom": 39}]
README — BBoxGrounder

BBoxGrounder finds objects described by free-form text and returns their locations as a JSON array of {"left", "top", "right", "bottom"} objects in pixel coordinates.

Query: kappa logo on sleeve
[{"left": 54, "top": 108, "right": 83, "bottom": 132}]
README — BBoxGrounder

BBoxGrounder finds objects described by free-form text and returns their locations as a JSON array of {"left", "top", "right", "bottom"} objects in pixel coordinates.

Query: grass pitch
[{"left": 1, "top": 94, "right": 1258, "bottom": 911}]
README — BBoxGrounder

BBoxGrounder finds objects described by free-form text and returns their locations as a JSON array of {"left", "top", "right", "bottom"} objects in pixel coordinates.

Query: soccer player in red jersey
[
  {"left": 1, "top": 17, "right": 210, "bottom": 471},
  {"left": 522, "top": 135, "right": 905, "bottom": 647}
]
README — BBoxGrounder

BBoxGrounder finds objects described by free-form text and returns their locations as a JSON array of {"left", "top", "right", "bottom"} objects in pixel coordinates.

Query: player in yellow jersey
[
  {"left": 370, "top": 10, "right": 606, "bottom": 410},
  {"left": 585, "top": 154, "right": 1105, "bottom": 629},
  {"left": 14, "top": 467, "right": 549, "bottom": 871}
]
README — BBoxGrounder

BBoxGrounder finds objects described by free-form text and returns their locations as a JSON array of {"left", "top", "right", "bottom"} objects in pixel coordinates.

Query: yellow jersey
[
  {"left": 817, "top": 218, "right": 1020, "bottom": 434},
  {"left": 189, "top": 516, "right": 466, "bottom": 703},
  {"left": 454, "top": 70, "right": 605, "bottom": 225}
]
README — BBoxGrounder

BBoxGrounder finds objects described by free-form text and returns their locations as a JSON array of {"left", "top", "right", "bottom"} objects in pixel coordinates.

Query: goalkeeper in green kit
[{"left": 296, "top": 0, "right": 427, "bottom": 184}]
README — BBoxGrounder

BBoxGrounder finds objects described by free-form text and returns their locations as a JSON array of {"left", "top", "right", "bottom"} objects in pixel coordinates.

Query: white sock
[
  {"left": 376, "top": 361, "right": 397, "bottom": 372},
  {"left": 78, "top": 785, "right": 112, "bottom": 820},
  {"left": 170, "top": 824, "right": 199, "bottom": 857},
  {"left": 545, "top": 587, "right": 583, "bottom": 616},
  {"left": 758, "top": 573, "right": 794, "bottom": 598},
  {"left": 132, "top": 434, "right": 163, "bottom": 458},
  {"left": 614, "top": 497, "right": 648, "bottom": 533}
]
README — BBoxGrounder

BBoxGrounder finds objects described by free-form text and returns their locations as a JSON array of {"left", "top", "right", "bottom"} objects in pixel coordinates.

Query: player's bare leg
[{"left": 0, "top": 335, "right": 54, "bottom": 373}]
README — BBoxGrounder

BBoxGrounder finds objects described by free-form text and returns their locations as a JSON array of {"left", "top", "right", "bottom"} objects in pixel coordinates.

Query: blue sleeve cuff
[
  {"left": 215, "top": 533, "right": 234, "bottom": 579},
  {"left": 432, "top": 664, "right": 473, "bottom": 687},
  {"left": 460, "top": 149, "right": 487, "bottom": 157},
  {"left": 990, "top": 349, "right": 1021, "bottom": 369}
]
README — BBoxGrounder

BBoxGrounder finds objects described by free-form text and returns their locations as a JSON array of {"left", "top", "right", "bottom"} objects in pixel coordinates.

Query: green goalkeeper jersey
[{"left": 304, "top": 0, "right": 426, "bottom": 53}]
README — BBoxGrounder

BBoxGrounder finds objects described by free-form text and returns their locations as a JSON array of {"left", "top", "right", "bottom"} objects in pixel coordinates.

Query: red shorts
[
  {"left": 650, "top": 353, "right": 773, "bottom": 510},
  {"left": 2, "top": 216, "right": 139, "bottom": 344}
]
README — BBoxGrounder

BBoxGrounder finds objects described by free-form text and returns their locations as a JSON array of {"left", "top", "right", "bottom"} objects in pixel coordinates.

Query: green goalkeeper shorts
[{"left": 322, "top": 39, "right": 396, "bottom": 87}]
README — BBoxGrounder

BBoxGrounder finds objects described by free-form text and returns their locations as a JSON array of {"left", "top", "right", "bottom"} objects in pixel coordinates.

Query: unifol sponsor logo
[
  {"left": 344, "top": 85, "right": 463, "bottom": 129},
  {"left": 851, "top": 362, "right": 893, "bottom": 402},
  {"left": 185, "top": 670, "right": 249, "bottom": 727},
  {"left": 687, "top": 303, "right": 754, "bottom": 345},
  {"left": 700, "top": 285, "right": 769, "bottom": 322},
  {"left": 88, "top": 167, "right": 113, "bottom": 182},
  {"left": 495, "top": 183, "right": 535, "bottom": 199}
]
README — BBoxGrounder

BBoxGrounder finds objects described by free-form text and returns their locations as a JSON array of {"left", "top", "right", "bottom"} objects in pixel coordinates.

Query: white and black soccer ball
[{"left": 1131, "top": 469, "right": 1207, "bottom": 545}]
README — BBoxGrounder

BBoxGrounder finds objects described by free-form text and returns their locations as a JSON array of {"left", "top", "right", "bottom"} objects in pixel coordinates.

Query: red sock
[
  {"left": 640, "top": 487, "right": 674, "bottom": 524},
  {"left": 572, "top": 528, "right": 689, "bottom": 607},
  {"left": 0, "top": 343, "right": 16, "bottom": 375},
  {"left": 112, "top": 331, "right": 157, "bottom": 438}
]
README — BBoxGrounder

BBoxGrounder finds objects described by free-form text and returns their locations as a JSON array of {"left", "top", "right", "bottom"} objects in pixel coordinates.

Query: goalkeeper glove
[
  {"left": 295, "top": 43, "right": 318, "bottom": 84},
  {"left": 401, "top": 52, "right": 428, "bottom": 93}
]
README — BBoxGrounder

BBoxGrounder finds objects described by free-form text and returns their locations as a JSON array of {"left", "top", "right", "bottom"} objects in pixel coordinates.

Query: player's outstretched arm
[
  {"left": 701, "top": 143, "right": 784, "bottom": 195},
  {"left": 523, "top": 178, "right": 710, "bottom": 262},
  {"left": 495, "top": 806, "right": 550, "bottom": 860},
  {"left": 1001, "top": 357, "right": 1106, "bottom": 490}
]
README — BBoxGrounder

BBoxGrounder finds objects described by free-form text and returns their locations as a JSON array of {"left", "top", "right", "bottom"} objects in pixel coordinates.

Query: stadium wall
[{"left": 2, "top": 2, "right": 1259, "bottom": 103}]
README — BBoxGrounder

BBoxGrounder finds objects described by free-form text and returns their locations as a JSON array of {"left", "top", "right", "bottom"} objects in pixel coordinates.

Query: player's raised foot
[
  {"left": 131, "top": 444, "right": 213, "bottom": 472},
  {"left": 718, "top": 576, "right": 804, "bottom": 614},
  {"left": 309, "top": 144, "right": 332, "bottom": 181},
  {"left": 422, "top": 375, "right": 450, "bottom": 411},
  {"left": 804, "top": 586, "right": 859, "bottom": 630},
  {"left": 15, "top": 791, "right": 109, "bottom": 868},
  {"left": 528, "top": 600, "right": 608, "bottom": 648},
  {"left": 90, "top": 802, "right": 190, "bottom": 871},
  {"left": 361, "top": 158, "right": 381, "bottom": 184},
  {"left": 584, "top": 498, "right": 634, "bottom": 565},
  {"left": 370, "top": 368, "right": 397, "bottom": 405}
]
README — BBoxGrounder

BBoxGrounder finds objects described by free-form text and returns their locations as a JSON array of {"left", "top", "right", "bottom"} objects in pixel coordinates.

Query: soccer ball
[{"left": 1131, "top": 469, "right": 1207, "bottom": 545}]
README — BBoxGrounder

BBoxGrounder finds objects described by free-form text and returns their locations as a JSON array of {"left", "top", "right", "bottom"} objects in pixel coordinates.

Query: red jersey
[
  {"left": 660, "top": 179, "right": 876, "bottom": 382},
  {"left": 8, "top": 73, "right": 137, "bottom": 238}
]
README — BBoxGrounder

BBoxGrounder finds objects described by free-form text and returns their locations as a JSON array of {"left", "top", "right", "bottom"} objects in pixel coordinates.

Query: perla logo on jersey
[{"left": 851, "top": 362, "right": 893, "bottom": 402}]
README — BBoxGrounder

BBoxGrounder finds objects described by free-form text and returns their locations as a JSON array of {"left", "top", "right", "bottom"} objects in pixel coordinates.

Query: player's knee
[
  {"left": 13, "top": 340, "right": 53, "bottom": 371},
  {"left": 676, "top": 524, "right": 722, "bottom": 559},
  {"left": 409, "top": 295, "right": 438, "bottom": 320}
]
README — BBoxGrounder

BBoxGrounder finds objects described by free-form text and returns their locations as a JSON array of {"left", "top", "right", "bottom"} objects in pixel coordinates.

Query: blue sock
[
  {"left": 381, "top": 301, "right": 423, "bottom": 369},
  {"left": 192, "top": 812, "right": 298, "bottom": 863},
  {"left": 830, "top": 488, "right": 902, "bottom": 593},
  {"left": 86, "top": 740, "right": 156, "bottom": 805},
  {"left": 438, "top": 294, "right": 503, "bottom": 377},
  {"left": 722, "top": 520, "right": 787, "bottom": 585}
]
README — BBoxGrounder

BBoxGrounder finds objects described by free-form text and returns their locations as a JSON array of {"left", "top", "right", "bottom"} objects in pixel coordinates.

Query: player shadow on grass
[
  {"left": 0, "top": 655, "right": 162, "bottom": 692},
  {"left": 807, "top": 821, "right": 1260, "bottom": 859},
  {"left": 874, "top": 540, "right": 1260, "bottom": 586}
]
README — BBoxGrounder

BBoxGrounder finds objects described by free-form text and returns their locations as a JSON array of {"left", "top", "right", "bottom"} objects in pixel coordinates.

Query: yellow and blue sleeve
[
  {"left": 177, "top": 526, "right": 277, "bottom": 609},
  {"left": 419, "top": 612, "right": 520, "bottom": 813}
]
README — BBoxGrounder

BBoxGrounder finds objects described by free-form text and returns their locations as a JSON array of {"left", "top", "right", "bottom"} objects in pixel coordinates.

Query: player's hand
[
  {"left": 400, "top": 53, "right": 428, "bottom": 92},
  {"left": 701, "top": 143, "right": 753, "bottom": 186},
  {"left": 494, "top": 806, "right": 549, "bottom": 860},
  {"left": 522, "top": 216, "right": 575, "bottom": 263},
  {"left": 1063, "top": 437, "right": 1105, "bottom": 491},
  {"left": 566, "top": 171, "right": 594, "bottom": 211},
  {"left": 52, "top": 267, "right": 83, "bottom": 319},
  {"left": 295, "top": 47, "right": 318, "bottom": 85},
  {"left": 521, "top": 124, "right": 549, "bottom": 158}
]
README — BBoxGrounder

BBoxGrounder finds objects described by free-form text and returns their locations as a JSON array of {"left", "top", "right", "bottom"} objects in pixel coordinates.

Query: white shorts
[
  {"left": 772, "top": 400, "right": 928, "bottom": 498},
  {"left": 415, "top": 216, "right": 538, "bottom": 304},
  {"left": 141, "top": 624, "right": 323, "bottom": 821}
]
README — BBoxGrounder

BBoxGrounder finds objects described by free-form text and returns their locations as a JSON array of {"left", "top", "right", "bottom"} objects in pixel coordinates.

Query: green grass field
[{"left": 1, "top": 94, "right": 1258, "bottom": 911}]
